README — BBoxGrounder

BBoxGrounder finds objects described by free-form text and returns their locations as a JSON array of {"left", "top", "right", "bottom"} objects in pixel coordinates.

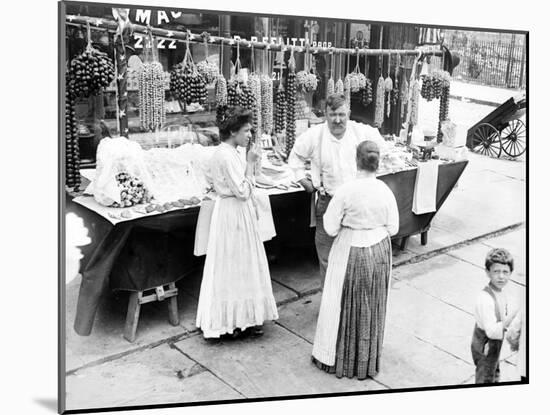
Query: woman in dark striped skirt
[{"left": 312, "top": 140, "right": 399, "bottom": 379}]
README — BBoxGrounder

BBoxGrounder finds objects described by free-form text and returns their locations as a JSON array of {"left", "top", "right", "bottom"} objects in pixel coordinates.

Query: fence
[{"left": 443, "top": 35, "right": 526, "bottom": 89}]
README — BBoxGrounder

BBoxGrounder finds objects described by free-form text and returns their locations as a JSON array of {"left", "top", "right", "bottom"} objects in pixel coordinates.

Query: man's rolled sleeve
[{"left": 288, "top": 130, "right": 315, "bottom": 182}]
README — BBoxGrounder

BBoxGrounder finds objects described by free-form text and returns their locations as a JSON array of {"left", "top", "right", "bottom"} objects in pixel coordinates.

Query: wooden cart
[{"left": 466, "top": 93, "right": 526, "bottom": 158}]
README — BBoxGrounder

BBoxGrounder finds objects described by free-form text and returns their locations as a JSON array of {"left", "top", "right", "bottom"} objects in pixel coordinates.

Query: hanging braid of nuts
[
  {"left": 275, "top": 80, "right": 287, "bottom": 135},
  {"left": 260, "top": 74, "right": 274, "bottom": 135},
  {"left": 285, "top": 48, "right": 297, "bottom": 156}
]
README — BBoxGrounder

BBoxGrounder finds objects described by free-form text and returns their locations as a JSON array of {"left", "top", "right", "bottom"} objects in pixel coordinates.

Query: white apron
[{"left": 194, "top": 190, "right": 276, "bottom": 257}]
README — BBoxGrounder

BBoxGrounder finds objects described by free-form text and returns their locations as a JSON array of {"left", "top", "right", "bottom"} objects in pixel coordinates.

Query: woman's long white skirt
[{"left": 196, "top": 196, "right": 279, "bottom": 338}]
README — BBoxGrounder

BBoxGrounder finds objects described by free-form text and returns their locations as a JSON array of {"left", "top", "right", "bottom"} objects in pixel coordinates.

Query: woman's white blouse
[
  {"left": 323, "top": 176, "right": 399, "bottom": 247},
  {"left": 209, "top": 143, "right": 253, "bottom": 200}
]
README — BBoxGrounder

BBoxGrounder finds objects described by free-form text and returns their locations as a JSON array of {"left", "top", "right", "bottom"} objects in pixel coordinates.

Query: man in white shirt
[{"left": 288, "top": 93, "right": 385, "bottom": 283}]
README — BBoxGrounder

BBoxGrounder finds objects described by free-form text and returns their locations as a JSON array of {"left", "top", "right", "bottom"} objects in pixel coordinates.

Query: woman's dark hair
[
  {"left": 357, "top": 140, "right": 380, "bottom": 172},
  {"left": 485, "top": 248, "right": 514, "bottom": 272},
  {"left": 218, "top": 106, "right": 253, "bottom": 141}
]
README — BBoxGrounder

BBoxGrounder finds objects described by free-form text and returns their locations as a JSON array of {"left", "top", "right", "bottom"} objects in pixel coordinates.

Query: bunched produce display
[{"left": 65, "top": 29, "right": 116, "bottom": 190}]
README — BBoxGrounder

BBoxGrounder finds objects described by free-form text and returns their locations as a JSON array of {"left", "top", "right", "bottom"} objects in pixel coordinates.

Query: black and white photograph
[{"left": 55, "top": 0, "right": 530, "bottom": 413}]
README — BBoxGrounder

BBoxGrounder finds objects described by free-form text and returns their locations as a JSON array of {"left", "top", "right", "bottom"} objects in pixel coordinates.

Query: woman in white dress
[
  {"left": 312, "top": 140, "right": 399, "bottom": 379},
  {"left": 196, "top": 106, "right": 279, "bottom": 339}
]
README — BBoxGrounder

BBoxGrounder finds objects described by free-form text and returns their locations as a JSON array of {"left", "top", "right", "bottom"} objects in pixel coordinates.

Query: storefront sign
[
  {"left": 133, "top": 35, "right": 177, "bottom": 49},
  {"left": 130, "top": 9, "right": 332, "bottom": 50}
]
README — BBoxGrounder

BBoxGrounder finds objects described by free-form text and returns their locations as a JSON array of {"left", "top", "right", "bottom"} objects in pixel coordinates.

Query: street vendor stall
[
  {"left": 63, "top": 11, "right": 466, "bottom": 341},
  {"left": 69, "top": 157, "right": 466, "bottom": 338}
]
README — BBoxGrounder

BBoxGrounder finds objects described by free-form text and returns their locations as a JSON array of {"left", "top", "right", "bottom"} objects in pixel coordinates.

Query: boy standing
[{"left": 472, "top": 248, "right": 518, "bottom": 384}]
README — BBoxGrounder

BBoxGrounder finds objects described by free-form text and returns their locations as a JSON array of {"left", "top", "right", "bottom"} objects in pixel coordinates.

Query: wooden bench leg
[
  {"left": 421, "top": 231, "right": 428, "bottom": 246},
  {"left": 400, "top": 236, "right": 410, "bottom": 251},
  {"left": 167, "top": 282, "right": 179, "bottom": 326},
  {"left": 124, "top": 291, "right": 142, "bottom": 343}
]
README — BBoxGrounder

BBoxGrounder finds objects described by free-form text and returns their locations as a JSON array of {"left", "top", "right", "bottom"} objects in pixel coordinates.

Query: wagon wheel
[
  {"left": 472, "top": 123, "right": 502, "bottom": 158},
  {"left": 500, "top": 119, "right": 526, "bottom": 158}
]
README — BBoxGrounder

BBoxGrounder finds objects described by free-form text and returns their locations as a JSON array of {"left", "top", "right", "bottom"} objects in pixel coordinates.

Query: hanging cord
[
  {"left": 354, "top": 48, "right": 360, "bottom": 73},
  {"left": 395, "top": 53, "right": 400, "bottom": 82},
  {"left": 85, "top": 21, "right": 93, "bottom": 51},
  {"left": 151, "top": 32, "right": 159, "bottom": 63},
  {"left": 182, "top": 32, "right": 191, "bottom": 69},
  {"left": 251, "top": 44, "right": 256, "bottom": 74},
  {"left": 346, "top": 50, "right": 351, "bottom": 76},
  {"left": 203, "top": 36, "right": 209, "bottom": 63},
  {"left": 289, "top": 45, "right": 296, "bottom": 72},
  {"left": 330, "top": 49, "right": 334, "bottom": 79},
  {"left": 144, "top": 27, "right": 154, "bottom": 64},
  {"left": 219, "top": 40, "right": 224, "bottom": 75},
  {"left": 235, "top": 40, "right": 242, "bottom": 77}
]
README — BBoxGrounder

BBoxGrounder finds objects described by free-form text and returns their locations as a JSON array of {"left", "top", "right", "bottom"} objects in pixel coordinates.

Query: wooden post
[
  {"left": 114, "top": 22, "right": 132, "bottom": 138},
  {"left": 167, "top": 282, "right": 179, "bottom": 326},
  {"left": 124, "top": 292, "right": 142, "bottom": 342},
  {"left": 421, "top": 230, "right": 428, "bottom": 245},
  {"left": 220, "top": 15, "right": 232, "bottom": 79}
]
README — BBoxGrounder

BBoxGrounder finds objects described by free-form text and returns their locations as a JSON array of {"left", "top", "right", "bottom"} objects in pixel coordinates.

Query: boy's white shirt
[{"left": 474, "top": 286, "right": 518, "bottom": 340}]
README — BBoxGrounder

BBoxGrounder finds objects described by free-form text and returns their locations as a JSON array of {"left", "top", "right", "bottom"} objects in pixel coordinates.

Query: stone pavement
[
  {"left": 63, "top": 150, "right": 526, "bottom": 411},
  {"left": 64, "top": 225, "right": 526, "bottom": 411}
]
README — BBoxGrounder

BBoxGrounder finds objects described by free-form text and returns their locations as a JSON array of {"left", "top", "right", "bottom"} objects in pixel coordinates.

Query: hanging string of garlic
[
  {"left": 400, "top": 77, "right": 409, "bottom": 120},
  {"left": 335, "top": 79, "right": 344, "bottom": 94},
  {"left": 374, "top": 74, "right": 385, "bottom": 128},
  {"left": 326, "top": 52, "right": 335, "bottom": 98},
  {"left": 410, "top": 79, "right": 421, "bottom": 126},
  {"left": 384, "top": 55, "right": 394, "bottom": 118},
  {"left": 343, "top": 74, "right": 351, "bottom": 108}
]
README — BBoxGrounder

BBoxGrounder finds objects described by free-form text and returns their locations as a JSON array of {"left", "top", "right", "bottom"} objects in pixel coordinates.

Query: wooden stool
[{"left": 123, "top": 282, "right": 179, "bottom": 343}]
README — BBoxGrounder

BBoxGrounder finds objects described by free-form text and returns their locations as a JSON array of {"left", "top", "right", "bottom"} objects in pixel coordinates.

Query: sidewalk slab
[
  {"left": 270, "top": 258, "right": 321, "bottom": 296},
  {"left": 461, "top": 153, "right": 526, "bottom": 183},
  {"left": 379, "top": 323, "right": 473, "bottom": 388},
  {"left": 430, "top": 176, "right": 525, "bottom": 240},
  {"left": 386, "top": 279, "right": 474, "bottom": 363},
  {"left": 66, "top": 343, "right": 242, "bottom": 411},
  {"left": 174, "top": 323, "right": 386, "bottom": 399},
  {"left": 65, "top": 277, "right": 189, "bottom": 373},
  {"left": 403, "top": 224, "right": 468, "bottom": 256},
  {"left": 276, "top": 293, "right": 322, "bottom": 343},
  {"left": 450, "top": 81, "right": 521, "bottom": 106}
]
